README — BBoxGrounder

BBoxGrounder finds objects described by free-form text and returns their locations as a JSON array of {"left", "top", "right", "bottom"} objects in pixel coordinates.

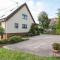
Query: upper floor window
[
  {"left": 22, "top": 24, "right": 27, "bottom": 29},
  {"left": 15, "top": 23, "right": 19, "bottom": 29},
  {"left": 22, "top": 14, "right": 28, "bottom": 20}
]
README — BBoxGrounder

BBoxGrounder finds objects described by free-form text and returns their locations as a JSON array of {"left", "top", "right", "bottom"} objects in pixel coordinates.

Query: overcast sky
[{"left": 0, "top": 0, "right": 60, "bottom": 23}]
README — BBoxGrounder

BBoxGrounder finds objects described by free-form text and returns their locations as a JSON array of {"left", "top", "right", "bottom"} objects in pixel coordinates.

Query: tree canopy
[
  {"left": 38, "top": 11, "right": 50, "bottom": 29},
  {"left": 56, "top": 9, "right": 60, "bottom": 34}
]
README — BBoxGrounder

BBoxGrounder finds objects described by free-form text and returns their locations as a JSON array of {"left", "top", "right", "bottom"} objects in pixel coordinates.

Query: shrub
[
  {"left": 0, "top": 27, "right": 4, "bottom": 39},
  {"left": 8, "top": 36, "right": 23, "bottom": 43},
  {"left": 29, "top": 24, "right": 40, "bottom": 36},
  {"left": 0, "top": 36, "right": 28, "bottom": 45},
  {"left": 52, "top": 43, "right": 60, "bottom": 50},
  {"left": 39, "top": 28, "right": 44, "bottom": 33},
  {"left": 0, "top": 39, "right": 8, "bottom": 45}
]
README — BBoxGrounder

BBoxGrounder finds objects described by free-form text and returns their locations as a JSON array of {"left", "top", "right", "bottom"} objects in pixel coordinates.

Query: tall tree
[
  {"left": 38, "top": 11, "right": 50, "bottom": 30},
  {"left": 56, "top": 9, "right": 60, "bottom": 34}
]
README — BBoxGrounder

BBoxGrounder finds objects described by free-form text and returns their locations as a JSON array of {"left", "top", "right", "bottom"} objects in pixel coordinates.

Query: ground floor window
[
  {"left": 22, "top": 24, "right": 27, "bottom": 29},
  {"left": 15, "top": 23, "right": 19, "bottom": 29}
]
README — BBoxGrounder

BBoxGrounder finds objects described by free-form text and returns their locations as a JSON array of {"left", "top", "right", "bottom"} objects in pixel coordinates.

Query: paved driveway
[{"left": 4, "top": 35, "right": 60, "bottom": 56}]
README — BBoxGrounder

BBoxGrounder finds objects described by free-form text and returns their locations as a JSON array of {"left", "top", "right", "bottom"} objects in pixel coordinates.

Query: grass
[{"left": 0, "top": 48, "right": 60, "bottom": 60}]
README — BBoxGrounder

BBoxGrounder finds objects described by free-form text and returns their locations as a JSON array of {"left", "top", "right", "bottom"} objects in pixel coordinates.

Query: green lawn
[{"left": 0, "top": 48, "right": 60, "bottom": 60}]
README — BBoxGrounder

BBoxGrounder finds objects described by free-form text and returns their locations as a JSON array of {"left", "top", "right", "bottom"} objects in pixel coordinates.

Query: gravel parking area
[{"left": 4, "top": 34, "right": 60, "bottom": 56}]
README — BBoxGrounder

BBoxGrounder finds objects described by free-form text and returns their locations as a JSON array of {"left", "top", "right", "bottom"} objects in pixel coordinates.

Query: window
[
  {"left": 22, "top": 24, "right": 27, "bottom": 29},
  {"left": 22, "top": 14, "right": 28, "bottom": 20},
  {"left": 15, "top": 23, "right": 19, "bottom": 29}
]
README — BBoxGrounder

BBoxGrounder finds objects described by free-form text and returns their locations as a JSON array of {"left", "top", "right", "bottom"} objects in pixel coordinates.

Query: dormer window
[{"left": 22, "top": 14, "right": 28, "bottom": 20}]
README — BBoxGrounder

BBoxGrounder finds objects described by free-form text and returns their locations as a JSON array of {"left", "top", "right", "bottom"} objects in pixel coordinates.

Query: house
[
  {"left": 0, "top": 3, "right": 35, "bottom": 39},
  {"left": 49, "top": 18, "right": 58, "bottom": 26},
  {"left": 47, "top": 18, "right": 58, "bottom": 32}
]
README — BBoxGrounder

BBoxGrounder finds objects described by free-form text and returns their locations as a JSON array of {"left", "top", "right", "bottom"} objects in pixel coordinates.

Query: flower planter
[
  {"left": 52, "top": 49, "right": 60, "bottom": 57},
  {"left": 53, "top": 49, "right": 60, "bottom": 53},
  {"left": 52, "top": 43, "right": 60, "bottom": 57}
]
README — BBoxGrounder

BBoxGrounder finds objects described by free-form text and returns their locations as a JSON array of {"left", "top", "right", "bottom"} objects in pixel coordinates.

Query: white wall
[
  {"left": 5, "top": 5, "right": 34, "bottom": 33},
  {"left": 1, "top": 22, "right": 5, "bottom": 29}
]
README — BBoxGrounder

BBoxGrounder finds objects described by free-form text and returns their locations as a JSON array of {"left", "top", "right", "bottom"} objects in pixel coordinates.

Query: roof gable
[{"left": 3, "top": 3, "right": 35, "bottom": 23}]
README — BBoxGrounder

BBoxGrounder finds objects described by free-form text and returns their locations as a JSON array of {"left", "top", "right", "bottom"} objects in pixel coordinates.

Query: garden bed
[{"left": 52, "top": 43, "right": 60, "bottom": 57}]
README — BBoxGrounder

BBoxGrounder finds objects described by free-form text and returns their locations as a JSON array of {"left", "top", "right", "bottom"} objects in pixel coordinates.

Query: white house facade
[{"left": 0, "top": 3, "right": 35, "bottom": 39}]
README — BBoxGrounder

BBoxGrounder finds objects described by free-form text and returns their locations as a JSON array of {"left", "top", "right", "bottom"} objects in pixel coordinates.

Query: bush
[
  {"left": 29, "top": 24, "right": 40, "bottom": 36},
  {"left": 0, "top": 27, "right": 4, "bottom": 39},
  {"left": 39, "top": 28, "right": 44, "bottom": 33},
  {"left": 8, "top": 36, "right": 23, "bottom": 43},
  {"left": 52, "top": 43, "right": 60, "bottom": 50},
  {"left": 0, "top": 36, "right": 28, "bottom": 45},
  {"left": 0, "top": 39, "right": 10, "bottom": 45},
  {"left": 0, "top": 39, "right": 7, "bottom": 44}
]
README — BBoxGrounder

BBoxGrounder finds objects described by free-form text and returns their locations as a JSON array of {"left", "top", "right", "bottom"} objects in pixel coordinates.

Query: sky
[{"left": 0, "top": 0, "right": 60, "bottom": 23}]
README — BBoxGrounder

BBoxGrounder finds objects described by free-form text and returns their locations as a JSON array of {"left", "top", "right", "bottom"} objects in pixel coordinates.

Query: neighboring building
[
  {"left": 49, "top": 18, "right": 58, "bottom": 25},
  {"left": 0, "top": 3, "right": 35, "bottom": 39},
  {"left": 48, "top": 18, "right": 58, "bottom": 32}
]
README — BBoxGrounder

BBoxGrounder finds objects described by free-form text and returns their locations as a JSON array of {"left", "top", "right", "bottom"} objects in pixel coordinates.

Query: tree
[
  {"left": 56, "top": 9, "right": 60, "bottom": 34},
  {"left": 0, "top": 26, "right": 4, "bottom": 39},
  {"left": 38, "top": 11, "right": 50, "bottom": 31}
]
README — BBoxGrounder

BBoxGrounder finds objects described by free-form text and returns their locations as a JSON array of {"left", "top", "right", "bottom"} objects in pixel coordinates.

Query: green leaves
[
  {"left": 56, "top": 9, "right": 60, "bottom": 34},
  {"left": 0, "top": 26, "right": 4, "bottom": 35},
  {"left": 29, "top": 24, "right": 40, "bottom": 36},
  {"left": 38, "top": 11, "right": 50, "bottom": 30}
]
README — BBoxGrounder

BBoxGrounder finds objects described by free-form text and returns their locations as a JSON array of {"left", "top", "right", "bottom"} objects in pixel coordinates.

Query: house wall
[
  {"left": 1, "top": 22, "right": 5, "bottom": 29},
  {"left": 5, "top": 5, "right": 34, "bottom": 33}
]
